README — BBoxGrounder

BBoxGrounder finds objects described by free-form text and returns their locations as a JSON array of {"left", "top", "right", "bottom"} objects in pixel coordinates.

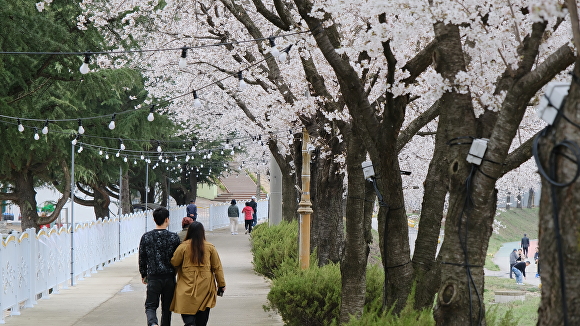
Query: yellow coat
[{"left": 170, "top": 240, "right": 226, "bottom": 314}]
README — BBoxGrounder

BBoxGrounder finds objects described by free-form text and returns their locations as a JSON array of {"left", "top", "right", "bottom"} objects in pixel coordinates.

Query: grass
[
  {"left": 485, "top": 208, "right": 539, "bottom": 271},
  {"left": 484, "top": 276, "right": 540, "bottom": 325}
]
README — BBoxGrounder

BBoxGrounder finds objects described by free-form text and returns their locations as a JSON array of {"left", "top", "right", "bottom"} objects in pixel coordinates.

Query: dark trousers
[
  {"left": 509, "top": 263, "right": 515, "bottom": 278},
  {"left": 523, "top": 246, "right": 528, "bottom": 257},
  {"left": 182, "top": 309, "right": 210, "bottom": 326},
  {"left": 252, "top": 213, "right": 257, "bottom": 227},
  {"left": 145, "top": 278, "right": 175, "bottom": 326},
  {"left": 245, "top": 220, "right": 253, "bottom": 234}
]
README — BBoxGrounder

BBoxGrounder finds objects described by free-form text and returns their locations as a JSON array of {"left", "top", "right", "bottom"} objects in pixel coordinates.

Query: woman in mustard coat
[{"left": 170, "top": 221, "right": 226, "bottom": 326}]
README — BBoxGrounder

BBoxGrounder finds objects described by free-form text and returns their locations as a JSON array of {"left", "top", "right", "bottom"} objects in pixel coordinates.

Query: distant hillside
[{"left": 493, "top": 208, "right": 539, "bottom": 243}]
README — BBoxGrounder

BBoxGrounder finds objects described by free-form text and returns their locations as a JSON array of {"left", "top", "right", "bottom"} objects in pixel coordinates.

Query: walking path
[
  {"left": 3, "top": 226, "right": 283, "bottom": 325},
  {"left": 486, "top": 240, "right": 541, "bottom": 287}
]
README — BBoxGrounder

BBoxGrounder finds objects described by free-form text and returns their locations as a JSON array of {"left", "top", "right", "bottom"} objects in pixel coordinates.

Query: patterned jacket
[{"left": 139, "top": 229, "right": 181, "bottom": 279}]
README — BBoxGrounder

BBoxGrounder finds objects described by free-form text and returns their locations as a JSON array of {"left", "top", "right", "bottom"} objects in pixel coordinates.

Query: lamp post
[{"left": 298, "top": 129, "right": 313, "bottom": 270}]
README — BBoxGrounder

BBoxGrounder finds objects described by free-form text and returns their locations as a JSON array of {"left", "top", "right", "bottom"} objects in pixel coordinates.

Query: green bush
[
  {"left": 251, "top": 221, "right": 299, "bottom": 279},
  {"left": 266, "top": 262, "right": 342, "bottom": 326}
]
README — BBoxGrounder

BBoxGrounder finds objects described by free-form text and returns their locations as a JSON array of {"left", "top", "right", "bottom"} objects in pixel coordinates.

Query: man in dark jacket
[
  {"left": 139, "top": 207, "right": 181, "bottom": 326},
  {"left": 186, "top": 200, "right": 198, "bottom": 221},
  {"left": 249, "top": 196, "right": 258, "bottom": 227},
  {"left": 509, "top": 248, "right": 518, "bottom": 279},
  {"left": 521, "top": 233, "right": 530, "bottom": 258},
  {"left": 512, "top": 260, "right": 531, "bottom": 285}
]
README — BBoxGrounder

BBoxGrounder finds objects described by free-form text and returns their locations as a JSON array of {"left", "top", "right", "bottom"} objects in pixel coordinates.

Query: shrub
[
  {"left": 266, "top": 262, "right": 342, "bottom": 326},
  {"left": 251, "top": 220, "right": 298, "bottom": 279}
]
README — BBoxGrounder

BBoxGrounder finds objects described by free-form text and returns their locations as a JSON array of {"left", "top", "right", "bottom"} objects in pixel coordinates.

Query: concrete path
[
  {"left": 487, "top": 240, "right": 541, "bottom": 287},
  {"left": 3, "top": 227, "right": 283, "bottom": 326}
]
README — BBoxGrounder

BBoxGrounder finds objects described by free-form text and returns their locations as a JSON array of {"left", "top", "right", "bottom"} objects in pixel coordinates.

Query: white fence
[{"left": 0, "top": 201, "right": 267, "bottom": 324}]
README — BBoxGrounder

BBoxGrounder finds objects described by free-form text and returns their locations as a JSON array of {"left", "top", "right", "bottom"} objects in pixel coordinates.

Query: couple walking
[
  {"left": 139, "top": 207, "right": 226, "bottom": 326},
  {"left": 227, "top": 196, "right": 257, "bottom": 235}
]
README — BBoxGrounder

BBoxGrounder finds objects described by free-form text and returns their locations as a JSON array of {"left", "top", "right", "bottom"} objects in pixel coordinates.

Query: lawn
[{"left": 484, "top": 276, "right": 540, "bottom": 325}]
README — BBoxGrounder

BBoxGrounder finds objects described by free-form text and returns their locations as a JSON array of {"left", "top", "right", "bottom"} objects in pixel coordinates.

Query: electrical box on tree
[
  {"left": 466, "top": 138, "right": 489, "bottom": 165},
  {"left": 536, "top": 82, "right": 570, "bottom": 125}
]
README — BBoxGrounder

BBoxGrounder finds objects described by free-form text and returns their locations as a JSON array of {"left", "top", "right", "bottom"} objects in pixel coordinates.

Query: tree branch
[
  {"left": 396, "top": 100, "right": 441, "bottom": 153},
  {"left": 251, "top": 0, "right": 291, "bottom": 30},
  {"left": 500, "top": 131, "right": 537, "bottom": 177}
]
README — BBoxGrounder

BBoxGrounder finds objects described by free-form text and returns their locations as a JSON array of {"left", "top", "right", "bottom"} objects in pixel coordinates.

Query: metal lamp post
[{"left": 298, "top": 129, "right": 313, "bottom": 270}]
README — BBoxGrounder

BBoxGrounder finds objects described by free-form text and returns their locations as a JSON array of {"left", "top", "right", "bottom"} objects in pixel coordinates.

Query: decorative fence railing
[{"left": 0, "top": 200, "right": 267, "bottom": 323}]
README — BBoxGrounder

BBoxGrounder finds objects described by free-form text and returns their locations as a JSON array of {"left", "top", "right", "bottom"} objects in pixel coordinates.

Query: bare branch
[{"left": 396, "top": 100, "right": 441, "bottom": 153}]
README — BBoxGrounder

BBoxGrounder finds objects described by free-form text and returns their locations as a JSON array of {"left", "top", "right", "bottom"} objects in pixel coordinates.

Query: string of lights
[{"left": 0, "top": 42, "right": 292, "bottom": 132}]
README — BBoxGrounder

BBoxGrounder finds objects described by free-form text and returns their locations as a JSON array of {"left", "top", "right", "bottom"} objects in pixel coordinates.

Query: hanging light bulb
[
  {"left": 108, "top": 114, "right": 116, "bottom": 130},
  {"left": 147, "top": 105, "right": 155, "bottom": 122},
  {"left": 278, "top": 45, "right": 293, "bottom": 62},
  {"left": 17, "top": 119, "right": 24, "bottom": 132},
  {"left": 79, "top": 52, "right": 91, "bottom": 74},
  {"left": 192, "top": 90, "right": 202, "bottom": 108},
  {"left": 123, "top": 156, "right": 128, "bottom": 162},
  {"left": 98, "top": 150, "right": 103, "bottom": 155},
  {"left": 42, "top": 120, "right": 49, "bottom": 134},
  {"left": 77, "top": 119, "right": 85, "bottom": 134},
  {"left": 191, "top": 145, "right": 196, "bottom": 151},
  {"left": 200, "top": 163, "right": 204, "bottom": 168},
  {"left": 105, "top": 153, "right": 109, "bottom": 159},
  {"left": 116, "top": 151, "right": 121, "bottom": 157},
  {"left": 77, "top": 146, "right": 83, "bottom": 153},
  {"left": 33, "top": 128, "right": 39, "bottom": 140},
  {"left": 268, "top": 37, "right": 280, "bottom": 58},
  {"left": 186, "top": 155, "right": 190, "bottom": 161},
  {"left": 159, "top": 154, "right": 163, "bottom": 160},
  {"left": 134, "top": 160, "right": 137, "bottom": 165},
  {"left": 221, "top": 150, "right": 224, "bottom": 155},
  {"left": 230, "top": 149, "right": 234, "bottom": 155},
  {"left": 119, "top": 139, "right": 125, "bottom": 150},
  {"left": 203, "top": 154, "right": 207, "bottom": 159},
  {"left": 157, "top": 141, "right": 162, "bottom": 152},
  {"left": 238, "top": 71, "right": 247, "bottom": 91},
  {"left": 71, "top": 135, "right": 79, "bottom": 145},
  {"left": 141, "top": 153, "right": 145, "bottom": 160},
  {"left": 179, "top": 46, "right": 188, "bottom": 69}
]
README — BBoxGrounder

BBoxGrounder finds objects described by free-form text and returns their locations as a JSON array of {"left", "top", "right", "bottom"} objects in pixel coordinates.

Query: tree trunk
[
  {"left": 536, "top": 58, "right": 580, "bottom": 325},
  {"left": 310, "top": 146, "right": 345, "bottom": 266},
  {"left": 15, "top": 170, "right": 41, "bottom": 230},
  {"left": 339, "top": 126, "right": 372, "bottom": 324},
  {"left": 121, "top": 168, "right": 132, "bottom": 214},
  {"left": 93, "top": 184, "right": 111, "bottom": 218}
]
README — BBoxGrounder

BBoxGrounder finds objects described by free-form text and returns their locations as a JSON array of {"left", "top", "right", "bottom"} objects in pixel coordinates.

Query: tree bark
[
  {"left": 121, "top": 167, "right": 132, "bottom": 214},
  {"left": 339, "top": 125, "right": 371, "bottom": 324}
]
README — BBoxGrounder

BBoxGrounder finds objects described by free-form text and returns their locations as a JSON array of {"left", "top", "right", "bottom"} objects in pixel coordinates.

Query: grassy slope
[{"left": 485, "top": 208, "right": 539, "bottom": 270}]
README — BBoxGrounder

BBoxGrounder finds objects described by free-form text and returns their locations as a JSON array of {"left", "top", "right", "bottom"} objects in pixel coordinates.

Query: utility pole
[{"left": 298, "top": 129, "right": 313, "bottom": 269}]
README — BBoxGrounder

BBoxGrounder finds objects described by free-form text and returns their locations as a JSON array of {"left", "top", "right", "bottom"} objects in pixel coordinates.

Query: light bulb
[
  {"left": 279, "top": 51, "right": 287, "bottom": 62},
  {"left": 159, "top": 155, "right": 163, "bottom": 160},
  {"left": 116, "top": 151, "right": 120, "bottom": 157},
  {"left": 34, "top": 132, "right": 40, "bottom": 141},
  {"left": 99, "top": 150, "right": 103, "bottom": 155},
  {"left": 269, "top": 38, "right": 280, "bottom": 58},
  {"left": 120, "top": 143, "right": 126, "bottom": 150},
  {"left": 77, "top": 146, "right": 83, "bottom": 153},
  {"left": 186, "top": 155, "right": 190, "bottom": 161},
  {"left": 123, "top": 156, "right": 128, "bottom": 162},
  {"left": 230, "top": 150, "right": 234, "bottom": 155},
  {"left": 194, "top": 98, "right": 202, "bottom": 108},
  {"left": 42, "top": 121, "right": 49, "bottom": 134},
  {"left": 157, "top": 145, "right": 162, "bottom": 152},
  {"left": 72, "top": 138, "right": 77, "bottom": 145},
  {"left": 239, "top": 79, "right": 247, "bottom": 91},
  {"left": 105, "top": 154, "right": 109, "bottom": 159},
  {"left": 134, "top": 160, "right": 137, "bottom": 165},
  {"left": 221, "top": 150, "right": 224, "bottom": 155},
  {"left": 191, "top": 146, "right": 196, "bottom": 151},
  {"left": 78, "top": 125, "right": 85, "bottom": 134},
  {"left": 141, "top": 154, "right": 145, "bottom": 160},
  {"left": 201, "top": 164, "right": 204, "bottom": 168},
  {"left": 79, "top": 62, "right": 89, "bottom": 74},
  {"left": 147, "top": 112, "right": 154, "bottom": 121},
  {"left": 17, "top": 119, "right": 24, "bottom": 132},
  {"left": 178, "top": 57, "right": 187, "bottom": 69},
  {"left": 108, "top": 120, "right": 116, "bottom": 130}
]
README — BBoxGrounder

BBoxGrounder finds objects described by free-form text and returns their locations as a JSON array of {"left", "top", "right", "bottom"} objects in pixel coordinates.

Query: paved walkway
[
  {"left": 3, "top": 227, "right": 283, "bottom": 325},
  {"left": 487, "top": 240, "right": 541, "bottom": 287}
]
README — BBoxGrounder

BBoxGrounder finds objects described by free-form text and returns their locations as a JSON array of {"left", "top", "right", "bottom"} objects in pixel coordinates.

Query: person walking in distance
[
  {"left": 178, "top": 217, "right": 193, "bottom": 242},
  {"left": 186, "top": 200, "right": 198, "bottom": 221},
  {"left": 242, "top": 202, "right": 254, "bottom": 234},
  {"left": 512, "top": 260, "right": 531, "bottom": 285},
  {"left": 139, "top": 207, "right": 181, "bottom": 326},
  {"left": 534, "top": 247, "right": 540, "bottom": 278},
  {"left": 521, "top": 233, "right": 530, "bottom": 258},
  {"left": 509, "top": 248, "right": 518, "bottom": 279},
  {"left": 227, "top": 199, "right": 240, "bottom": 235},
  {"left": 171, "top": 222, "right": 226, "bottom": 326},
  {"left": 249, "top": 196, "right": 258, "bottom": 227}
]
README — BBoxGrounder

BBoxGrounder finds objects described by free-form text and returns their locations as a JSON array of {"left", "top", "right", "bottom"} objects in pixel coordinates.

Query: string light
[
  {"left": 108, "top": 114, "right": 116, "bottom": 130},
  {"left": 141, "top": 153, "right": 145, "bottom": 160},
  {"left": 179, "top": 47, "right": 188, "bottom": 69},
  {"left": 193, "top": 90, "right": 202, "bottom": 108},
  {"left": 147, "top": 105, "right": 155, "bottom": 122},
  {"left": 17, "top": 119, "right": 24, "bottom": 132},
  {"left": 123, "top": 156, "right": 128, "bottom": 162},
  {"left": 99, "top": 150, "right": 103, "bottom": 155},
  {"left": 77, "top": 119, "right": 85, "bottom": 134},
  {"left": 71, "top": 134, "right": 80, "bottom": 145},
  {"left": 278, "top": 45, "right": 293, "bottom": 62},
  {"left": 119, "top": 139, "right": 126, "bottom": 150},
  {"left": 157, "top": 141, "right": 162, "bottom": 153},
  {"left": 33, "top": 128, "right": 39, "bottom": 140},
  {"left": 238, "top": 71, "right": 247, "bottom": 91},
  {"left": 42, "top": 120, "right": 49, "bottom": 134},
  {"left": 77, "top": 146, "right": 83, "bottom": 153},
  {"left": 105, "top": 153, "right": 109, "bottom": 159},
  {"left": 79, "top": 52, "right": 90, "bottom": 74},
  {"left": 268, "top": 37, "right": 280, "bottom": 58},
  {"left": 116, "top": 150, "right": 121, "bottom": 157}
]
